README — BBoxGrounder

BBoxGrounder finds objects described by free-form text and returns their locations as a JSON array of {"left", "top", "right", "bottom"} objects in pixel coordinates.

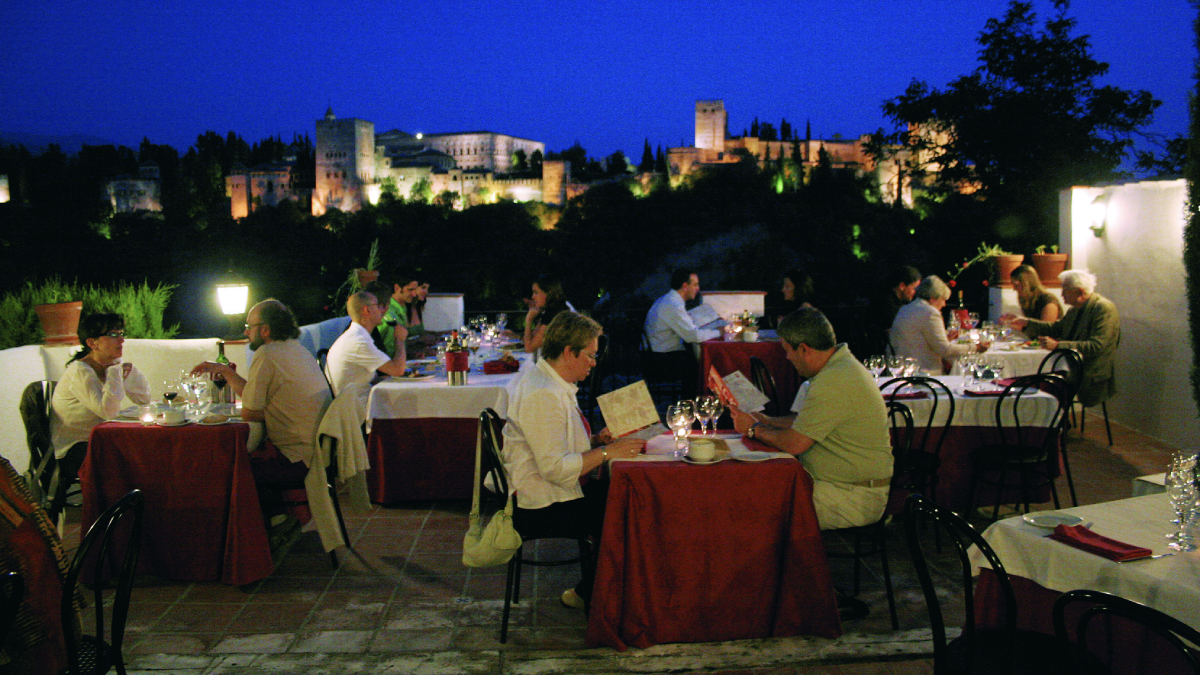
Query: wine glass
[
  {"left": 865, "top": 355, "right": 884, "bottom": 379},
  {"left": 697, "top": 396, "right": 719, "bottom": 435},
  {"left": 162, "top": 379, "right": 180, "bottom": 406},
  {"left": 1166, "top": 456, "right": 1197, "bottom": 551},
  {"left": 496, "top": 313, "right": 508, "bottom": 334},
  {"left": 710, "top": 397, "right": 725, "bottom": 432},
  {"left": 967, "top": 311, "right": 981, "bottom": 330},
  {"left": 190, "top": 376, "right": 210, "bottom": 413},
  {"left": 666, "top": 403, "right": 693, "bottom": 458},
  {"left": 884, "top": 355, "right": 902, "bottom": 378}
]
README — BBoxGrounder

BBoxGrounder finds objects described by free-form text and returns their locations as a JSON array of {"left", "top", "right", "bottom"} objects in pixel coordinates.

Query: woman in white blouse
[
  {"left": 890, "top": 275, "right": 985, "bottom": 374},
  {"left": 48, "top": 313, "right": 151, "bottom": 520},
  {"left": 502, "top": 311, "right": 644, "bottom": 609}
]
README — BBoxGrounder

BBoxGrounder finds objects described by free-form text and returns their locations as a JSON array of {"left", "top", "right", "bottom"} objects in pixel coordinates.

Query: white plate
[
  {"left": 197, "top": 419, "right": 233, "bottom": 426},
  {"left": 733, "top": 451, "right": 792, "bottom": 462},
  {"left": 1022, "top": 513, "right": 1083, "bottom": 529},
  {"left": 682, "top": 455, "right": 727, "bottom": 465},
  {"left": 155, "top": 420, "right": 189, "bottom": 427}
]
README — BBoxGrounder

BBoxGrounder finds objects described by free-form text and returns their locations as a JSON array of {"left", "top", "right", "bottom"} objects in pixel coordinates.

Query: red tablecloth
[
  {"left": 82, "top": 422, "right": 273, "bottom": 586},
  {"left": 586, "top": 458, "right": 842, "bottom": 650},
  {"left": 975, "top": 570, "right": 1195, "bottom": 675},
  {"left": 700, "top": 339, "right": 799, "bottom": 412},
  {"left": 366, "top": 417, "right": 479, "bottom": 503}
]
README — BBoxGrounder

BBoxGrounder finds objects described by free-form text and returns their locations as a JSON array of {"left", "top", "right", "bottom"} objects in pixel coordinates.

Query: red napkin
[
  {"left": 483, "top": 359, "right": 520, "bottom": 374},
  {"left": 994, "top": 377, "right": 1018, "bottom": 388},
  {"left": 963, "top": 387, "right": 1004, "bottom": 397},
  {"left": 1049, "top": 524, "right": 1152, "bottom": 562},
  {"left": 887, "top": 390, "right": 928, "bottom": 400}
]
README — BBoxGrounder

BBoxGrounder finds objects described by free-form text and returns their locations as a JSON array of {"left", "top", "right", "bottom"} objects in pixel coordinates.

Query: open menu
[
  {"left": 707, "top": 366, "right": 770, "bottom": 413},
  {"left": 596, "top": 380, "right": 668, "bottom": 440}
]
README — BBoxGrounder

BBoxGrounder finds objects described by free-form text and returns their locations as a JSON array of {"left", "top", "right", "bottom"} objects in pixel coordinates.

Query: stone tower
[
  {"left": 313, "top": 107, "right": 375, "bottom": 216},
  {"left": 695, "top": 100, "right": 726, "bottom": 152}
]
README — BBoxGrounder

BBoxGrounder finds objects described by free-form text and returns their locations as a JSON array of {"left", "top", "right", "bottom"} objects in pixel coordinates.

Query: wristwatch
[{"left": 747, "top": 422, "right": 761, "bottom": 439}]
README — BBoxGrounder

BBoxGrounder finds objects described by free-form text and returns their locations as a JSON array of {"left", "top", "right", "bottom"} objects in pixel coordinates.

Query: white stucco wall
[{"left": 1060, "top": 179, "right": 1198, "bottom": 449}]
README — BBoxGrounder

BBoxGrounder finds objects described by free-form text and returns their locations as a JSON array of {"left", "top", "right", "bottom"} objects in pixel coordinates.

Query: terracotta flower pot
[
  {"left": 355, "top": 269, "right": 379, "bottom": 287},
  {"left": 34, "top": 300, "right": 83, "bottom": 345},
  {"left": 1029, "top": 253, "right": 1068, "bottom": 287},
  {"left": 992, "top": 254, "right": 1025, "bottom": 288}
]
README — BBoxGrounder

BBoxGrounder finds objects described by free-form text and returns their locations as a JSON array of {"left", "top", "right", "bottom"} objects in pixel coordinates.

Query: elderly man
[
  {"left": 1005, "top": 269, "right": 1120, "bottom": 407},
  {"left": 891, "top": 275, "right": 985, "bottom": 374},
  {"left": 326, "top": 289, "right": 409, "bottom": 396},
  {"left": 729, "top": 308, "right": 893, "bottom": 529},
  {"left": 644, "top": 268, "right": 721, "bottom": 398},
  {"left": 192, "top": 299, "right": 331, "bottom": 481}
]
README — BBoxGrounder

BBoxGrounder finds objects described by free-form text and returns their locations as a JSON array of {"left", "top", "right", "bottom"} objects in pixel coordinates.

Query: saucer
[
  {"left": 1022, "top": 513, "right": 1083, "bottom": 529},
  {"left": 155, "top": 419, "right": 189, "bottom": 427}
]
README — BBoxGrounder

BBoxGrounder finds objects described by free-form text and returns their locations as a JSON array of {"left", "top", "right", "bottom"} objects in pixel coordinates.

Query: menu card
[
  {"left": 708, "top": 366, "right": 770, "bottom": 413},
  {"left": 688, "top": 303, "right": 726, "bottom": 330},
  {"left": 597, "top": 381, "right": 668, "bottom": 440}
]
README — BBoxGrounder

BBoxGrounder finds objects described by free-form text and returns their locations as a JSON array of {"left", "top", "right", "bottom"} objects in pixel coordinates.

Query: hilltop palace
[{"left": 92, "top": 100, "right": 916, "bottom": 218}]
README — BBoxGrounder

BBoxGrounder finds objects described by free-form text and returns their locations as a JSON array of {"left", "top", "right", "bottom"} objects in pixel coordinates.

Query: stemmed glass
[
  {"left": 1166, "top": 451, "right": 1197, "bottom": 550},
  {"left": 696, "top": 396, "right": 719, "bottom": 435},
  {"left": 865, "top": 356, "right": 885, "bottom": 379},
  {"left": 189, "top": 375, "right": 210, "bottom": 414},
  {"left": 666, "top": 401, "right": 696, "bottom": 458},
  {"left": 162, "top": 379, "right": 180, "bottom": 406},
  {"left": 495, "top": 313, "right": 508, "bottom": 334}
]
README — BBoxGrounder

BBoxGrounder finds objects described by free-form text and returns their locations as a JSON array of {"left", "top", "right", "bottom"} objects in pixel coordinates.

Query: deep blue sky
[{"left": 2, "top": 0, "right": 1193, "bottom": 162}]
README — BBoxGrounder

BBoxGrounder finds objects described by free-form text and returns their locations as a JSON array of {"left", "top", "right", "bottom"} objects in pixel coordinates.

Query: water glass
[{"left": 697, "top": 396, "right": 719, "bottom": 434}]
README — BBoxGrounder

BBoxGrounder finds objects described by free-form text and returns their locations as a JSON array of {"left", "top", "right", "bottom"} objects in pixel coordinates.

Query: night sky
[{"left": 2, "top": 0, "right": 1193, "bottom": 163}]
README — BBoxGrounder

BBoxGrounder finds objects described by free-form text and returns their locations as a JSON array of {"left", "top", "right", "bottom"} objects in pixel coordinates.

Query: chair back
[
  {"left": 478, "top": 408, "right": 509, "bottom": 508},
  {"left": 903, "top": 493, "right": 1019, "bottom": 673},
  {"left": 749, "top": 356, "right": 783, "bottom": 417},
  {"left": 1053, "top": 589, "right": 1200, "bottom": 675},
  {"left": 1038, "top": 348, "right": 1084, "bottom": 404},
  {"left": 577, "top": 334, "right": 610, "bottom": 423},
  {"left": 0, "top": 571, "right": 24, "bottom": 647},
  {"left": 886, "top": 400, "right": 915, "bottom": 473},
  {"left": 63, "top": 489, "right": 144, "bottom": 675},
  {"left": 879, "top": 375, "right": 955, "bottom": 458},
  {"left": 993, "top": 373, "right": 1069, "bottom": 454},
  {"left": 19, "top": 381, "right": 57, "bottom": 503}
]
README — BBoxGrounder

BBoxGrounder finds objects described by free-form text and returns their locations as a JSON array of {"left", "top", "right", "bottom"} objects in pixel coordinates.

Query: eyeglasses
[
  {"left": 102, "top": 331, "right": 125, "bottom": 339},
  {"left": 244, "top": 322, "right": 264, "bottom": 330}
]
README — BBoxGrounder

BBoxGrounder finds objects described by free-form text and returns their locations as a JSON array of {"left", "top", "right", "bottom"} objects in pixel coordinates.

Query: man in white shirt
[
  {"left": 643, "top": 268, "right": 721, "bottom": 398},
  {"left": 325, "top": 290, "right": 409, "bottom": 396}
]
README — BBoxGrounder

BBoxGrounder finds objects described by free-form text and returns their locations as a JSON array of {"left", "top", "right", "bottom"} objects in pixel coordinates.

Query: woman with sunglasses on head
[{"left": 47, "top": 313, "right": 151, "bottom": 522}]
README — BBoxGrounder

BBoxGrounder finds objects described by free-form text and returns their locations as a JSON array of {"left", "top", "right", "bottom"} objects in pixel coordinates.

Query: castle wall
[
  {"left": 314, "top": 115, "right": 374, "bottom": 215},
  {"left": 107, "top": 177, "right": 161, "bottom": 213},
  {"left": 695, "top": 100, "right": 726, "bottom": 152}
]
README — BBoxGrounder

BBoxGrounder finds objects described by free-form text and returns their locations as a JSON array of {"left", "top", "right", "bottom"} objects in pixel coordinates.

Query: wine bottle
[{"left": 214, "top": 341, "right": 231, "bottom": 402}]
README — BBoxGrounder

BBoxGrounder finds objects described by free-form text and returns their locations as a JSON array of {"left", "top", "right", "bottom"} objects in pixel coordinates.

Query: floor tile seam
[{"left": 135, "top": 580, "right": 197, "bottom": 639}]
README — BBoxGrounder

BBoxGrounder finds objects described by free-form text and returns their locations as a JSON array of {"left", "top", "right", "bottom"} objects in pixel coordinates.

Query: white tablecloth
[
  {"left": 949, "top": 341, "right": 1050, "bottom": 378},
  {"left": 881, "top": 375, "right": 1059, "bottom": 428},
  {"left": 971, "top": 493, "right": 1200, "bottom": 629},
  {"left": 366, "top": 370, "right": 520, "bottom": 423}
]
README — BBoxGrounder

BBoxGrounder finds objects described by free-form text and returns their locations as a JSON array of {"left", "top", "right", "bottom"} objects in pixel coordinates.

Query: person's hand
[
  {"left": 593, "top": 428, "right": 614, "bottom": 445},
  {"left": 947, "top": 328, "right": 960, "bottom": 341},
  {"left": 394, "top": 324, "right": 409, "bottom": 343},
  {"left": 191, "top": 361, "right": 233, "bottom": 380},
  {"left": 606, "top": 437, "right": 645, "bottom": 459},
  {"left": 975, "top": 342, "right": 989, "bottom": 353},
  {"left": 729, "top": 404, "right": 755, "bottom": 434},
  {"left": 1002, "top": 314, "right": 1029, "bottom": 330},
  {"left": 525, "top": 306, "right": 538, "bottom": 322},
  {"left": 1038, "top": 336, "right": 1059, "bottom": 351},
  {"left": 121, "top": 362, "right": 134, "bottom": 379}
]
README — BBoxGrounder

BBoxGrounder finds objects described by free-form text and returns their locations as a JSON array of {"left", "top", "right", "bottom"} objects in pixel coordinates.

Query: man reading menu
[{"left": 728, "top": 307, "right": 892, "bottom": 529}]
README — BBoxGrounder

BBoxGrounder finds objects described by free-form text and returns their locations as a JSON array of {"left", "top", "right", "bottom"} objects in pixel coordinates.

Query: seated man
[
  {"left": 1004, "top": 269, "right": 1120, "bottom": 407},
  {"left": 729, "top": 307, "right": 893, "bottom": 530},
  {"left": 378, "top": 270, "right": 420, "bottom": 357},
  {"left": 643, "top": 268, "right": 721, "bottom": 399},
  {"left": 325, "top": 289, "right": 409, "bottom": 396},
  {"left": 192, "top": 299, "right": 331, "bottom": 484}
]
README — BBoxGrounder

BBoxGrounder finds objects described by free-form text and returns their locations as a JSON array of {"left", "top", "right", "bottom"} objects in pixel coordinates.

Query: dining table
[
  {"left": 699, "top": 334, "right": 800, "bottom": 411},
  {"left": 365, "top": 364, "right": 522, "bottom": 503},
  {"left": 970, "top": 493, "right": 1199, "bottom": 674},
  {"left": 949, "top": 340, "right": 1050, "bottom": 379},
  {"left": 586, "top": 434, "right": 842, "bottom": 650},
  {"left": 878, "top": 375, "right": 1062, "bottom": 512},
  {"left": 81, "top": 419, "right": 274, "bottom": 586}
]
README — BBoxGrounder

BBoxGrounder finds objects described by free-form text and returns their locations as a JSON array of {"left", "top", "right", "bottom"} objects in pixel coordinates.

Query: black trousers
[
  {"left": 512, "top": 478, "right": 609, "bottom": 600},
  {"left": 47, "top": 441, "right": 87, "bottom": 523}
]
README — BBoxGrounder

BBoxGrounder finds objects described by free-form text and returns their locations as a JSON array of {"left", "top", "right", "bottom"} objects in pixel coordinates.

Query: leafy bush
[{"left": 0, "top": 279, "right": 180, "bottom": 350}]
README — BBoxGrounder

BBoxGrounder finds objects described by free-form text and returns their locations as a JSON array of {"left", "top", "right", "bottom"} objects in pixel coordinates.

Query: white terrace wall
[{"left": 1060, "top": 178, "right": 1199, "bottom": 449}]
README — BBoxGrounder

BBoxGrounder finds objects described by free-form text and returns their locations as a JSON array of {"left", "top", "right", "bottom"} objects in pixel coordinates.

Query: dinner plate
[
  {"left": 1022, "top": 513, "right": 1083, "bottom": 529},
  {"left": 155, "top": 420, "right": 189, "bottom": 427},
  {"left": 396, "top": 373, "right": 435, "bottom": 381},
  {"left": 197, "top": 419, "right": 233, "bottom": 426},
  {"left": 682, "top": 455, "right": 727, "bottom": 465},
  {"left": 733, "top": 450, "right": 792, "bottom": 462}
]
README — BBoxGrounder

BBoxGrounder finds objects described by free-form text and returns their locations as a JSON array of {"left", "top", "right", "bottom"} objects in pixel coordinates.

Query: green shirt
[
  {"left": 378, "top": 297, "right": 409, "bottom": 357},
  {"left": 792, "top": 344, "right": 893, "bottom": 483}
]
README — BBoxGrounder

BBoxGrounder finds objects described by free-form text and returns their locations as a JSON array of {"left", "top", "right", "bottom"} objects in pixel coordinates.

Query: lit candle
[{"left": 140, "top": 406, "right": 156, "bottom": 426}]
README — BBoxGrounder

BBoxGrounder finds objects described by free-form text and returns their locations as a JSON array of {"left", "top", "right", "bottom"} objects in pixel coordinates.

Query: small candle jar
[{"left": 139, "top": 405, "right": 156, "bottom": 426}]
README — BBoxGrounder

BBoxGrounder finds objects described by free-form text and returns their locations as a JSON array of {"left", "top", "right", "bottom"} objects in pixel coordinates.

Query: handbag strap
[{"left": 470, "top": 418, "right": 484, "bottom": 519}]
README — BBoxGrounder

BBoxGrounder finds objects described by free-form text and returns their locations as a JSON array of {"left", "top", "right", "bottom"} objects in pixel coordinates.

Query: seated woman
[
  {"left": 774, "top": 268, "right": 815, "bottom": 325},
  {"left": 890, "top": 275, "right": 984, "bottom": 374},
  {"left": 1010, "top": 264, "right": 1063, "bottom": 322},
  {"left": 523, "top": 273, "right": 571, "bottom": 356},
  {"left": 48, "top": 313, "right": 152, "bottom": 521},
  {"left": 406, "top": 279, "right": 429, "bottom": 336},
  {"left": 502, "top": 311, "right": 645, "bottom": 608}
]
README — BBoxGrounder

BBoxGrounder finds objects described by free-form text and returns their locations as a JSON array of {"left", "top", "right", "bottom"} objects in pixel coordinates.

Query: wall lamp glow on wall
[{"left": 1089, "top": 193, "right": 1109, "bottom": 238}]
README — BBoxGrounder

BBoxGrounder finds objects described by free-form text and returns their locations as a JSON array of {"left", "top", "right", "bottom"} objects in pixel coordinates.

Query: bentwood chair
[
  {"left": 1053, "top": 589, "right": 1200, "bottom": 674},
  {"left": 480, "top": 408, "right": 591, "bottom": 643},
  {"left": 967, "top": 373, "right": 1069, "bottom": 522},
  {"left": 576, "top": 334, "right": 610, "bottom": 426},
  {"left": 878, "top": 375, "right": 955, "bottom": 508},
  {"left": 19, "top": 380, "right": 82, "bottom": 525},
  {"left": 903, "top": 493, "right": 1075, "bottom": 675},
  {"left": 749, "top": 356, "right": 785, "bottom": 417},
  {"left": 1037, "top": 348, "right": 1083, "bottom": 505},
  {"left": 63, "top": 489, "right": 144, "bottom": 675},
  {"left": 824, "top": 400, "right": 914, "bottom": 630}
]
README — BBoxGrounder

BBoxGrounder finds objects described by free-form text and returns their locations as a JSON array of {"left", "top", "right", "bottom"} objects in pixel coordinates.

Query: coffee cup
[
  {"left": 743, "top": 327, "right": 759, "bottom": 343},
  {"left": 689, "top": 438, "right": 716, "bottom": 462},
  {"left": 162, "top": 408, "right": 185, "bottom": 425}
]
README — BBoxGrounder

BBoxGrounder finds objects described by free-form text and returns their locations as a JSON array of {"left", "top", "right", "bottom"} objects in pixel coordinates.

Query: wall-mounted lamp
[{"left": 1089, "top": 193, "right": 1109, "bottom": 238}]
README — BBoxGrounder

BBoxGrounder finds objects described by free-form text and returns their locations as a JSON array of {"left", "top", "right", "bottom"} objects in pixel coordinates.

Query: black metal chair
[
  {"left": 749, "top": 356, "right": 785, "bottom": 417},
  {"left": 1053, "top": 589, "right": 1200, "bottom": 674},
  {"left": 576, "top": 334, "right": 610, "bottom": 425},
  {"left": 63, "top": 489, "right": 144, "bottom": 675},
  {"left": 639, "top": 335, "right": 686, "bottom": 412},
  {"left": 0, "top": 571, "right": 24, "bottom": 648},
  {"left": 967, "top": 373, "right": 1070, "bottom": 521},
  {"left": 1038, "top": 348, "right": 1083, "bottom": 505},
  {"left": 823, "top": 399, "right": 914, "bottom": 630},
  {"left": 903, "top": 493, "right": 1076, "bottom": 675},
  {"left": 479, "top": 408, "right": 591, "bottom": 643},
  {"left": 878, "top": 375, "right": 955, "bottom": 508},
  {"left": 19, "top": 380, "right": 81, "bottom": 523}
]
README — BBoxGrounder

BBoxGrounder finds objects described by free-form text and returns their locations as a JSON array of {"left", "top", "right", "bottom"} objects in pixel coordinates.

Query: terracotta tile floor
[{"left": 59, "top": 410, "right": 1174, "bottom": 674}]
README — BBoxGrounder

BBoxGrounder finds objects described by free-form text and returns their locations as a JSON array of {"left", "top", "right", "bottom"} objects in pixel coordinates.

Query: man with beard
[{"left": 192, "top": 298, "right": 331, "bottom": 483}]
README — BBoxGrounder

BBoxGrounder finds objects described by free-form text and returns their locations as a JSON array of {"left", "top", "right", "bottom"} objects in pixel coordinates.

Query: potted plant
[
  {"left": 353, "top": 239, "right": 382, "bottom": 288},
  {"left": 29, "top": 279, "right": 83, "bottom": 345},
  {"left": 946, "top": 243, "right": 1025, "bottom": 289},
  {"left": 1030, "top": 244, "right": 1068, "bottom": 286}
]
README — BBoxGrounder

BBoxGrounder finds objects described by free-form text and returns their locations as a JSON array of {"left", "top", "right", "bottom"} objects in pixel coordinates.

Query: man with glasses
[{"left": 324, "top": 290, "right": 409, "bottom": 396}]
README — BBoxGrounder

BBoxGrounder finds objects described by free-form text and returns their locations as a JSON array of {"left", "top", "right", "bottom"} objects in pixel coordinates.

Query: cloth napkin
[
  {"left": 963, "top": 387, "right": 1004, "bottom": 397},
  {"left": 1049, "top": 524, "right": 1153, "bottom": 562},
  {"left": 483, "top": 358, "right": 520, "bottom": 374},
  {"left": 994, "top": 377, "right": 1018, "bottom": 388},
  {"left": 887, "top": 389, "right": 928, "bottom": 400}
]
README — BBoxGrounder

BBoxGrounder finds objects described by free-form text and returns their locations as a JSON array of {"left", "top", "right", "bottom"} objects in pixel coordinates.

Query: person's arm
[
  {"left": 70, "top": 363, "right": 128, "bottom": 420},
  {"left": 1039, "top": 301, "right": 1062, "bottom": 322},
  {"left": 236, "top": 356, "right": 269, "bottom": 422},
  {"left": 925, "top": 305, "right": 971, "bottom": 359},
  {"left": 1047, "top": 301, "right": 1117, "bottom": 359},
  {"left": 191, "top": 361, "right": 248, "bottom": 397},
  {"left": 375, "top": 340, "right": 408, "bottom": 377},
  {"left": 660, "top": 300, "right": 720, "bottom": 345},
  {"left": 122, "top": 364, "right": 153, "bottom": 404},
  {"left": 525, "top": 321, "right": 547, "bottom": 354},
  {"left": 729, "top": 404, "right": 814, "bottom": 455}
]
